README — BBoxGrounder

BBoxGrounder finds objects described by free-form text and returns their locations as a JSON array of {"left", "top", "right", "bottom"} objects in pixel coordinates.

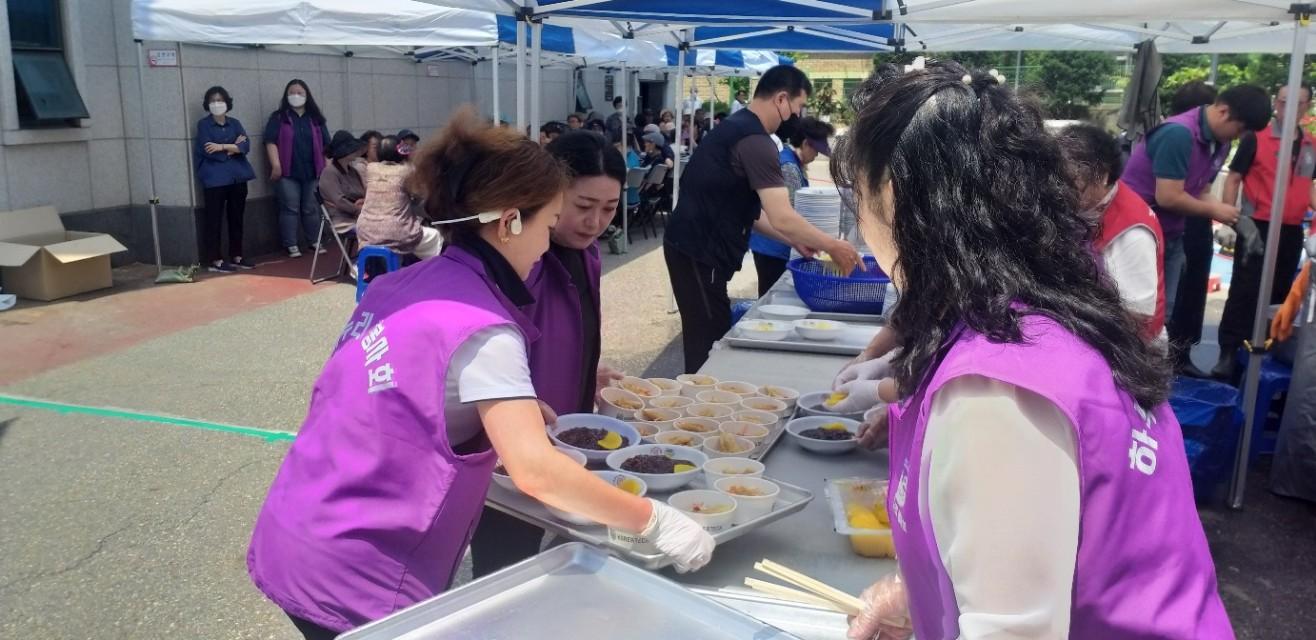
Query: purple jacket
[
  {"left": 887, "top": 315, "right": 1233, "bottom": 639},
  {"left": 246, "top": 246, "right": 540, "bottom": 633},
  {"left": 523, "top": 242, "right": 603, "bottom": 415},
  {"left": 1123, "top": 107, "right": 1230, "bottom": 240}
]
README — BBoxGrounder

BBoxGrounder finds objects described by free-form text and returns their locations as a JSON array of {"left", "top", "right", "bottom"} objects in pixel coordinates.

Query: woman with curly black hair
[{"left": 837, "top": 62, "right": 1233, "bottom": 640}]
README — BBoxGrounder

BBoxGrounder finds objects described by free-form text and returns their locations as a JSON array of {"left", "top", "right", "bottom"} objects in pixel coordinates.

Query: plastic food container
[
  {"left": 696, "top": 389, "right": 743, "bottom": 406},
  {"left": 646, "top": 377, "right": 685, "bottom": 397},
  {"left": 824, "top": 477, "right": 895, "bottom": 558},
  {"left": 715, "top": 476, "right": 780, "bottom": 526},
  {"left": 675, "top": 374, "right": 719, "bottom": 398},
  {"left": 793, "top": 318, "right": 847, "bottom": 341},
  {"left": 614, "top": 376, "right": 662, "bottom": 399},
  {"left": 785, "top": 416, "right": 861, "bottom": 455},
  {"left": 654, "top": 430, "right": 705, "bottom": 448},
  {"left": 740, "top": 396, "right": 790, "bottom": 418},
  {"left": 757, "top": 304, "right": 811, "bottom": 321},
  {"left": 668, "top": 489, "right": 737, "bottom": 532},
  {"left": 736, "top": 319, "right": 793, "bottom": 341},
  {"left": 714, "top": 381, "right": 759, "bottom": 398},
  {"left": 702, "top": 433, "right": 755, "bottom": 459},
  {"left": 605, "top": 444, "right": 708, "bottom": 492},
  {"left": 702, "top": 457, "right": 765, "bottom": 485},
  {"left": 599, "top": 387, "right": 646, "bottom": 420},
  {"left": 718, "top": 422, "right": 771, "bottom": 453},
  {"left": 756, "top": 384, "right": 800, "bottom": 410},
  {"left": 549, "top": 415, "right": 641, "bottom": 464},
  {"left": 648, "top": 395, "right": 694, "bottom": 413}
]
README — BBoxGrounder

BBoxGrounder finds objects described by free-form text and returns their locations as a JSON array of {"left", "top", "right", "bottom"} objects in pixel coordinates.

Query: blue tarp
[{"left": 495, "top": 14, "right": 575, "bottom": 54}]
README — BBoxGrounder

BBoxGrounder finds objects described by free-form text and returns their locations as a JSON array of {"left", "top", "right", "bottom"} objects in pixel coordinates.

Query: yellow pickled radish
[
  {"left": 673, "top": 463, "right": 697, "bottom": 473},
  {"left": 847, "top": 505, "right": 883, "bottom": 530},
  {"left": 821, "top": 422, "right": 848, "bottom": 432},
  {"left": 850, "top": 532, "right": 896, "bottom": 558},
  {"left": 873, "top": 502, "right": 890, "bottom": 526},
  {"left": 825, "top": 391, "right": 848, "bottom": 407},
  {"left": 618, "top": 478, "right": 643, "bottom": 495},
  {"left": 597, "top": 432, "right": 623, "bottom": 450}
]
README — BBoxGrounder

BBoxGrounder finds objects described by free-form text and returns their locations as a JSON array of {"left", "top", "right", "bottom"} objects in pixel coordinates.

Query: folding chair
[
  {"left": 309, "top": 192, "right": 356, "bottom": 284},
  {"left": 629, "top": 164, "right": 668, "bottom": 243}
]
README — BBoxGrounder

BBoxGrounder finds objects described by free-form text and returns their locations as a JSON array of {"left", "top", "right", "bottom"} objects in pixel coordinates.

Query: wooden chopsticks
[{"left": 747, "top": 559, "right": 865, "bottom": 616}]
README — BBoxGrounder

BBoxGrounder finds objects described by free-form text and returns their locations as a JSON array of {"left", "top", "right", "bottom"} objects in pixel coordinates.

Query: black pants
[
  {"left": 1218, "top": 220, "right": 1307, "bottom": 351},
  {"left": 202, "top": 182, "right": 248, "bottom": 263},
  {"left": 753, "top": 251, "right": 788, "bottom": 298},
  {"left": 665, "top": 244, "right": 731, "bottom": 374},
  {"left": 468, "top": 507, "right": 545, "bottom": 579},
  {"left": 1168, "top": 216, "right": 1215, "bottom": 355},
  {"left": 287, "top": 614, "right": 338, "bottom": 640}
]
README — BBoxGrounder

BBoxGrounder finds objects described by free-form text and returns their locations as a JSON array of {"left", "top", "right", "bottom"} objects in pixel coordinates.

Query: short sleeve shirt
[{"left": 730, "top": 135, "right": 786, "bottom": 190}]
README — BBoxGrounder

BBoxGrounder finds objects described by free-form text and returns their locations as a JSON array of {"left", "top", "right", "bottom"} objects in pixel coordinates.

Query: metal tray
[
  {"left": 724, "top": 322, "right": 882, "bottom": 356},
  {"left": 695, "top": 588, "right": 850, "bottom": 640},
  {"left": 485, "top": 474, "right": 814, "bottom": 571},
  {"left": 340, "top": 543, "right": 802, "bottom": 640},
  {"left": 745, "top": 406, "right": 799, "bottom": 461}
]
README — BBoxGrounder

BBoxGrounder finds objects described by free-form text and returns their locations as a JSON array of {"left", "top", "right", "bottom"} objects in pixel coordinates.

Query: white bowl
[
  {"left": 606, "top": 444, "right": 708, "bottom": 493},
  {"left": 786, "top": 416, "right": 861, "bottom": 455},
  {"left": 549, "top": 415, "right": 641, "bottom": 464},
  {"left": 668, "top": 489, "right": 737, "bottom": 532},
  {"left": 715, "top": 476, "right": 780, "bottom": 525},
  {"left": 492, "top": 446, "right": 587, "bottom": 494},
  {"left": 546, "top": 470, "right": 649, "bottom": 525},
  {"left": 672, "top": 416, "right": 721, "bottom": 435},
  {"left": 719, "top": 421, "right": 771, "bottom": 453},
  {"left": 654, "top": 430, "right": 706, "bottom": 448},
  {"left": 793, "top": 318, "right": 847, "bottom": 341},
  {"left": 703, "top": 433, "right": 756, "bottom": 459},
  {"left": 628, "top": 421, "right": 663, "bottom": 443},
  {"left": 614, "top": 376, "right": 662, "bottom": 399},
  {"left": 736, "top": 319, "right": 792, "bottom": 341},
  {"left": 598, "top": 386, "right": 646, "bottom": 420},
  {"left": 732, "top": 409, "right": 780, "bottom": 427},
  {"left": 739, "top": 396, "right": 790, "bottom": 418},
  {"left": 714, "top": 381, "right": 759, "bottom": 398},
  {"left": 696, "top": 389, "right": 742, "bottom": 406},
  {"left": 703, "top": 457, "right": 765, "bottom": 485},
  {"left": 685, "top": 404, "right": 734, "bottom": 421},
  {"left": 647, "top": 395, "right": 694, "bottom": 413},
  {"left": 756, "top": 384, "right": 800, "bottom": 410},
  {"left": 798, "top": 391, "right": 867, "bottom": 421},
  {"left": 632, "top": 406, "right": 682, "bottom": 431},
  {"left": 675, "top": 374, "right": 719, "bottom": 398},
  {"left": 646, "top": 377, "right": 685, "bottom": 397},
  {"left": 757, "top": 304, "right": 811, "bottom": 321}
]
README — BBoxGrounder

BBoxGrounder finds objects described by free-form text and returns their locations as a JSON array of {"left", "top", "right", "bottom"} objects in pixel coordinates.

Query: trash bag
[
  {"left": 1270, "top": 300, "right": 1316, "bottom": 503},
  {"left": 1170, "top": 377, "right": 1244, "bottom": 502}
]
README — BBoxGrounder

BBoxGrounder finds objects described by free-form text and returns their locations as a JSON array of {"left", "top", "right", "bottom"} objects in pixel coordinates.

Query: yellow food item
[
  {"left": 750, "top": 322, "right": 776, "bottom": 331},
  {"left": 726, "top": 485, "right": 766, "bottom": 496},
  {"left": 618, "top": 478, "right": 644, "bottom": 495},
  {"left": 665, "top": 434, "right": 695, "bottom": 446},
  {"left": 846, "top": 503, "right": 895, "bottom": 558},
  {"left": 597, "top": 432, "right": 624, "bottom": 450},
  {"left": 613, "top": 397, "right": 643, "bottom": 410},
  {"left": 623, "top": 382, "right": 657, "bottom": 397},
  {"left": 822, "top": 422, "right": 848, "bottom": 432},
  {"left": 825, "top": 392, "right": 848, "bottom": 407},
  {"left": 874, "top": 502, "right": 890, "bottom": 526},
  {"left": 673, "top": 463, "right": 697, "bottom": 473}
]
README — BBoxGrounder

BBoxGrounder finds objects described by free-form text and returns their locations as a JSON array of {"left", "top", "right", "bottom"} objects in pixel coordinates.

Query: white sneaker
[
  {"left": 287, "top": 246, "right": 302, "bottom": 258},
  {"left": 315, "top": 244, "right": 328, "bottom": 255}
]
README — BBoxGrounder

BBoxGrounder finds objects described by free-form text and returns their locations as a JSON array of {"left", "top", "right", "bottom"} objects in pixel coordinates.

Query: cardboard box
[{"left": 0, "top": 206, "right": 128, "bottom": 301}]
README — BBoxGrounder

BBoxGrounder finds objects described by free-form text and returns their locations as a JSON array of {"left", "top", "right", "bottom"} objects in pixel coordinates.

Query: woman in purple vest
[
  {"left": 247, "top": 109, "right": 713, "bottom": 640},
  {"left": 263, "top": 79, "right": 331, "bottom": 258},
  {"left": 835, "top": 62, "right": 1234, "bottom": 640}
]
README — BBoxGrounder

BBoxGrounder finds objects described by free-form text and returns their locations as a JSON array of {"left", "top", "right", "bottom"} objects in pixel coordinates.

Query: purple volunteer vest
[
  {"left": 247, "top": 246, "right": 540, "bottom": 633},
  {"left": 1123, "top": 107, "right": 1230, "bottom": 239},
  {"left": 523, "top": 242, "right": 602, "bottom": 415},
  {"left": 276, "top": 111, "right": 326, "bottom": 178},
  {"left": 887, "top": 315, "right": 1233, "bottom": 639}
]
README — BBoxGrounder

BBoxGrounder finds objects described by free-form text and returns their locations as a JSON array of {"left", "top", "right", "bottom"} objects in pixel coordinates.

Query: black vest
[{"left": 665, "top": 109, "right": 770, "bottom": 277}]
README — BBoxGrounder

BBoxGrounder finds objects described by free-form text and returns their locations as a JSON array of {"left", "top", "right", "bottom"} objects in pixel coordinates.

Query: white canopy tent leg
[
  {"left": 620, "top": 60, "right": 629, "bottom": 254},
  {"left": 1229, "top": 13, "right": 1310, "bottom": 509},
  {"left": 516, "top": 19, "right": 527, "bottom": 133},
  {"left": 492, "top": 46, "right": 500, "bottom": 124},
  {"left": 531, "top": 20, "right": 543, "bottom": 140},
  {"left": 134, "top": 40, "right": 164, "bottom": 277},
  {"left": 1209, "top": 53, "right": 1219, "bottom": 84}
]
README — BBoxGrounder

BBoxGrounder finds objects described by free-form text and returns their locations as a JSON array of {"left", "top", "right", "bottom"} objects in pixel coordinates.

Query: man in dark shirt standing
[{"left": 664, "top": 65, "right": 861, "bottom": 373}]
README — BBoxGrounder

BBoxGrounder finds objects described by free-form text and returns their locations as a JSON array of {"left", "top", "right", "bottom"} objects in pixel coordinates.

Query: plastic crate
[{"left": 787, "top": 256, "right": 890, "bottom": 315}]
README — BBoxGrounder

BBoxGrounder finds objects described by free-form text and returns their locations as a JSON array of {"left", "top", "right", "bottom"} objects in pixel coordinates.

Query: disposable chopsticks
[
  {"left": 752, "top": 559, "right": 865, "bottom": 616},
  {"left": 742, "top": 577, "right": 847, "bottom": 612}
]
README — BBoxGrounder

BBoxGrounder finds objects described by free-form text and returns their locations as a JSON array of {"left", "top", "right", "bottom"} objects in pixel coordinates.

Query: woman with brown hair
[{"left": 247, "top": 108, "right": 714, "bottom": 640}]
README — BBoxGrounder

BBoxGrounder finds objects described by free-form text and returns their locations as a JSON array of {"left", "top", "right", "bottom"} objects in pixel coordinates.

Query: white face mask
[
  {"left": 1080, "top": 183, "right": 1119, "bottom": 223},
  {"left": 208, "top": 102, "right": 228, "bottom": 117},
  {"left": 287, "top": 94, "right": 307, "bottom": 108}
]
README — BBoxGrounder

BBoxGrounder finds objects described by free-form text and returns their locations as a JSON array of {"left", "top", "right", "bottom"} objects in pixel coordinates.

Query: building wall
[{"left": 0, "top": 0, "right": 575, "bottom": 266}]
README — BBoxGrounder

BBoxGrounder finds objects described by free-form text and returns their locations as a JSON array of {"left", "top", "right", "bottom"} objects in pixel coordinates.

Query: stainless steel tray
[
  {"left": 695, "top": 588, "right": 850, "bottom": 640},
  {"left": 485, "top": 474, "right": 814, "bottom": 571},
  {"left": 340, "top": 543, "right": 802, "bottom": 640},
  {"left": 746, "top": 406, "right": 798, "bottom": 461},
  {"left": 724, "top": 322, "right": 882, "bottom": 356}
]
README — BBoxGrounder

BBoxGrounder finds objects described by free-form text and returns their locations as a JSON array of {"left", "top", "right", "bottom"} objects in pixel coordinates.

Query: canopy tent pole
[
  {"left": 492, "top": 46, "right": 501, "bottom": 124},
  {"left": 516, "top": 18, "right": 527, "bottom": 132},
  {"left": 620, "top": 60, "right": 629, "bottom": 254},
  {"left": 531, "top": 20, "right": 543, "bottom": 140},
  {"left": 134, "top": 40, "right": 164, "bottom": 277},
  {"left": 673, "top": 30, "right": 689, "bottom": 210},
  {"left": 570, "top": 66, "right": 577, "bottom": 114},
  {"left": 1014, "top": 50, "right": 1022, "bottom": 89},
  {"left": 707, "top": 75, "right": 714, "bottom": 131},
  {"left": 1229, "top": 13, "right": 1309, "bottom": 509},
  {"left": 1209, "top": 53, "right": 1219, "bottom": 84}
]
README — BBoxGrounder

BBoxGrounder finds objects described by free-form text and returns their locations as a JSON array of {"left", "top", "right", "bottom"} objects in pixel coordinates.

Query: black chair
[{"left": 628, "top": 164, "right": 669, "bottom": 243}]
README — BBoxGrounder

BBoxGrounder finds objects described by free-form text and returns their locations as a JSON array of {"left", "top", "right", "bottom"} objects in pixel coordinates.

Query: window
[{"left": 8, "top": 0, "right": 88, "bottom": 127}]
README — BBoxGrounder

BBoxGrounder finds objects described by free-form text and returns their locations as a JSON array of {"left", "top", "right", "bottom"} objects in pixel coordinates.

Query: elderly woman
[
  {"left": 354, "top": 135, "right": 441, "bottom": 258},
  {"left": 317, "top": 130, "right": 367, "bottom": 235}
]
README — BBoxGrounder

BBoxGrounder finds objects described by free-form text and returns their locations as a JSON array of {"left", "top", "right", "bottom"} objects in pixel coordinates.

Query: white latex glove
[
  {"left": 848, "top": 571, "right": 913, "bottom": 640},
  {"left": 857, "top": 405, "right": 889, "bottom": 451},
  {"left": 642, "top": 498, "right": 715, "bottom": 573},
  {"left": 834, "top": 353, "right": 894, "bottom": 389},
  {"left": 828, "top": 379, "right": 883, "bottom": 415}
]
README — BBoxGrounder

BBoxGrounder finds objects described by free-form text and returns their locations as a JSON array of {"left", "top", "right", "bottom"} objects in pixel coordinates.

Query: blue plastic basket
[{"left": 787, "top": 256, "right": 890, "bottom": 315}]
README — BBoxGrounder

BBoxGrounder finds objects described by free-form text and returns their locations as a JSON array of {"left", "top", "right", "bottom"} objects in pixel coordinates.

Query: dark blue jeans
[{"left": 274, "top": 176, "right": 321, "bottom": 250}]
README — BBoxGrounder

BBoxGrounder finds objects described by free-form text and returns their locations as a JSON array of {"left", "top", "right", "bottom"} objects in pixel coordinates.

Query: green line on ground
[{"left": 0, "top": 394, "right": 296, "bottom": 443}]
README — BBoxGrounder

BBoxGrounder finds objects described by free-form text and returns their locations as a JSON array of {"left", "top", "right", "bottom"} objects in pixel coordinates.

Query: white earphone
[{"left": 433, "top": 210, "right": 522, "bottom": 235}]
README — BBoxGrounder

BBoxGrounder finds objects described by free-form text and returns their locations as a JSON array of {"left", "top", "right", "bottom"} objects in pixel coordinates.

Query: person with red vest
[
  {"left": 1211, "top": 85, "right": 1316, "bottom": 378},
  {"left": 1058, "top": 124, "right": 1168, "bottom": 350}
]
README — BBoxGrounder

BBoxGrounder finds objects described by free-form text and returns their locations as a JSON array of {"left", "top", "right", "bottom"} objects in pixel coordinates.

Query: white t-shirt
[
  {"left": 443, "top": 325, "right": 537, "bottom": 445},
  {"left": 1103, "top": 225, "right": 1168, "bottom": 350},
  {"left": 924, "top": 375, "right": 1080, "bottom": 639},
  {"left": 731, "top": 100, "right": 746, "bottom": 114}
]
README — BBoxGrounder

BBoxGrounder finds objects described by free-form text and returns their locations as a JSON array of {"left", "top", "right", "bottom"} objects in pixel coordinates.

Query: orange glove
[{"left": 1271, "top": 262, "right": 1311, "bottom": 342}]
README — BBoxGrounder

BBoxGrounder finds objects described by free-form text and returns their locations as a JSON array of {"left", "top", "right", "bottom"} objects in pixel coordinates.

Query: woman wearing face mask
[
  {"left": 469, "top": 129, "right": 629, "bottom": 577},
  {"left": 837, "top": 62, "right": 1232, "bottom": 640},
  {"left": 748, "top": 116, "right": 836, "bottom": 296},
  {"left": 194, "top": 86, "right": 256, "bottom": 272},
  {"left": 247, "top": 109, "right": 714, "bottom": 640},
  {"left": 264, "top": 79, "right": 332, "bottom": 258}
]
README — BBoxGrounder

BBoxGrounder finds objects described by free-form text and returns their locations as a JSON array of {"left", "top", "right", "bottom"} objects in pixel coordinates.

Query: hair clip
[
  {"left": 962, "top": 74, "right": 973, "bottom": 85},
  {"left": 903, "top": 56, "right": 927, "bottom": 74},
  {"left": 987, "top": 69, "right": 1006, "bottom": 85}
]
